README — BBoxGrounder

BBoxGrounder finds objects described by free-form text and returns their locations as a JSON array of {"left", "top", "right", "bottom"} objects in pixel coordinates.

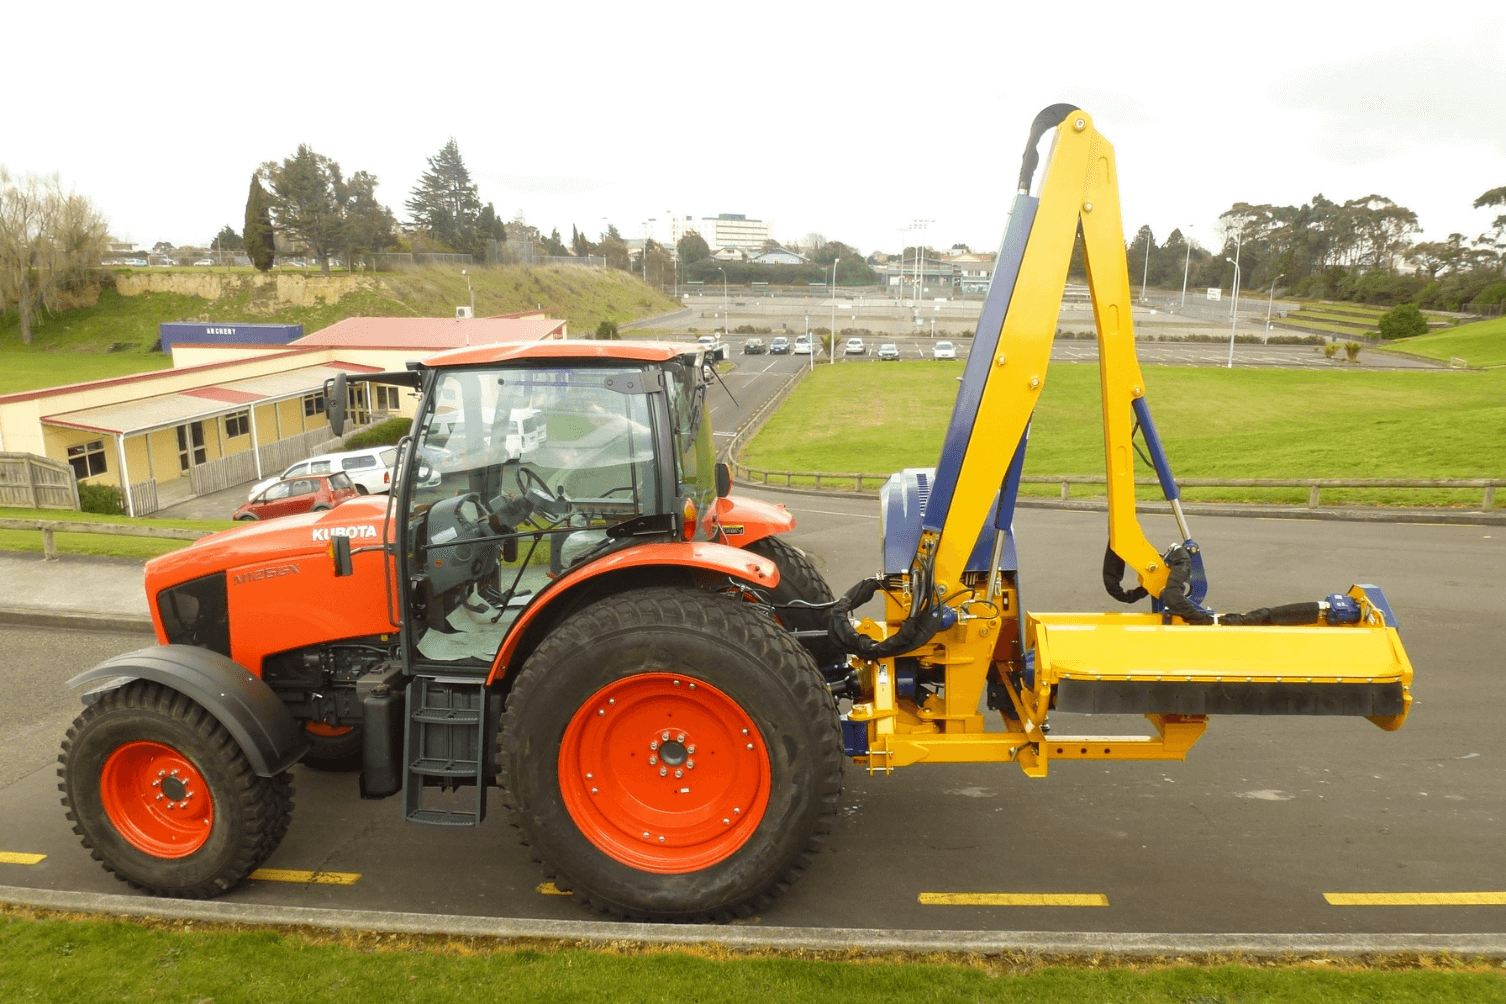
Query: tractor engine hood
[{"left": 144, "top": 498, "right": 399, "bottom": 675}]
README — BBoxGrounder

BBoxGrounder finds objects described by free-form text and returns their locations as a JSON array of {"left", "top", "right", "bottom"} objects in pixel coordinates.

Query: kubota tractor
[{"left": 59, "top": 107, "right": 1413, "bottom": 921}]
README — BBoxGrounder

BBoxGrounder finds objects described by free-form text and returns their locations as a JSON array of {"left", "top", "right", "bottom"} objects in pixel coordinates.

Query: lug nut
[
  {"left": 675, "top": 769, "right": 683, "bottom": 778},
  {"left": 723, "top": 818, "right": 730, "bottom": 825},
  {"left": 658, "top": 835, "right": 666, "bottom": 843},
  {"left": 649, "top": 756, "right": 658, "bottom": 765},
  {"left": 598, "top": 709, "right": 605, "bottom": 716},
  {"left": 659, "top": 767, "right": 667, "bottom": 776},
  {"left": 673, "top": 679, "right": 680, "bottom": 687},
  {"left": 689, "top": 683, "right": 696, "bottom": 690},
  {"left": 733, "top": 807, "right": 740, "bottom": 814},
  {"left": 676, "top": 733, "right": 685, "bottom": 742},
  {"left": 608, "top": 698, "right": 615, "bottom": 705},
  {"left": 170, "top": 769, "right": 178, "bottom": 776},
  {"left": 662, "top": 731, "right": 670, "bottom": 741},
  {"left": 586, "top": 773, "right": 593, "bottom": 779},
  {"left": 650, "top": 741, "right": 658, "bottom": 750},
  {"left": 643, "top": 831, "right": 651, "bottom": 839},
  {"left": 686, "top": 760, "right": 695, "bottom": 769},
  {"left": 746, "top": 743, "right": 754, "bottom": 750},
  {"left": 741, "top": 728, "right": 749, "bottom": 735},
  {"left": 157, "top": 770, "right": 166, "bottom": 777},
  {"left": 152, "top": 780, "right": 160, "bottom": 787},
  {"left": 687, "top": 745, "right": 695, "bottom": 754},
  {"left": 591, "top": 787, "right": 599, "bottom": 795},
  {"left": 156, "top": 794, "right": 163, "bottom": 801}
]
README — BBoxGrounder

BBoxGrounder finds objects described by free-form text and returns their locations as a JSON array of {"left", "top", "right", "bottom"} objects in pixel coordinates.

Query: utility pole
[
  {"left": 1140, "top": 228, "right": 1151, "bottom": 303},
  {"left": 1180, "top": 226, "right": 1193, "bottom": 308}
]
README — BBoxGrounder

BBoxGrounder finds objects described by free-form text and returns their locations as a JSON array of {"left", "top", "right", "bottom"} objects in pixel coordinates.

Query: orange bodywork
[
  {"left": 146, "top": 497, "right": 399, "bottom": 675},
  {"left": 706, "top": 494, "right": 794, "bottom": 547}
]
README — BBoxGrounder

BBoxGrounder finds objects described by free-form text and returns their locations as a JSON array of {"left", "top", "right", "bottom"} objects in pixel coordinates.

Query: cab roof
[{"left": 423, "top": 340, "right": 690, "bottom": 368}]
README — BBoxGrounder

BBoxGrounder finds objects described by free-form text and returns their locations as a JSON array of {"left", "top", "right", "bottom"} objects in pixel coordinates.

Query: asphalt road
[{"left": 1, "top": 501, "right": 1500, "bottom": 935}]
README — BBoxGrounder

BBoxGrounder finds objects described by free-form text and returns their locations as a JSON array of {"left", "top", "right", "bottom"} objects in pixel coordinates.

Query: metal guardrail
[
  {"left": 728, "top": 469, "right": 1502, "bottom": 509},
  {"left": 0, "top": 518, "right": 212, "bottom": 561}
]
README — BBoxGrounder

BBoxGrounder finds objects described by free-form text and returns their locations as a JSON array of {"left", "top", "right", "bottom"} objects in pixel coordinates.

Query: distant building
[
  {"left": 709, "top": 247, "right": 751, "bottom": 262},
  {"left": 700, "top": 214, "right": 774, "bottom": 252},
  {"left": 751, "top": 247, "right": 807, "bottom": 266}
]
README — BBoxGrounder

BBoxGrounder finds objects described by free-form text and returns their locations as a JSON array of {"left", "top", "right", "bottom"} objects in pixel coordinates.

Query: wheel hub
[
  {"left": 558, "top": 674, "right": 771, "bottom": 873},
  {"left": 99, "top": 741, "right": 214, "bottom": 858}
]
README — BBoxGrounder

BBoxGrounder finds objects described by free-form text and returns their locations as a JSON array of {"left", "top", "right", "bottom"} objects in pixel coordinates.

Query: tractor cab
[{"left": 392, "top": 343, "right": 718, "bottom": 668}]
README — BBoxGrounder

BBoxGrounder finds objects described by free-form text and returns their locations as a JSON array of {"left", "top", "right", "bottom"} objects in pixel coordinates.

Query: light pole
[
  {"left": 1229, "top": 229, "right": 1243, "bottom": 319},
  {"left": 461, "top": 269, "right": 474, "bottom": 316},
  {"left": 829, "top": 258, "right": 837, "bottom": 365},
  {"left": 1140, "top": 229, "right": 1151, "bottom": 303},
  {"left": 1180, "top": 226, "right": 1193, "bottom": 308},
  {"left": 716, "top": 267, "right": 727, "bottom": 335},
  {"left": 1264, "top": 273, "right": 1283, "bottom": 343},
  {"left": 1224, "top": 256, "right": 1241, "bottom": 368}
]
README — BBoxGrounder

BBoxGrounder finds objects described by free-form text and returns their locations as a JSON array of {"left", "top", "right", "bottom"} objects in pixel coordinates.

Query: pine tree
[
  {"left": 243, "top": 174, "right": 275, "bottom": 272},
  {"left": 406, "top": 139, "right": 483, "bottom": 255}
]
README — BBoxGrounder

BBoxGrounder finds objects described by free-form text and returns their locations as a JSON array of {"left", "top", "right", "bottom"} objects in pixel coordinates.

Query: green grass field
[
  {"left": 1376, "top": 315, "right": 1506, "bottom": 368},
  {"left": 742, "top": 363, "right": 1505, "bottom": 506},
  {"left": 0, "top": 506, "right": 237, "bottom": 558},
  {"left": 2, "top": 913, "right": 1501, "bottom": 1004}
]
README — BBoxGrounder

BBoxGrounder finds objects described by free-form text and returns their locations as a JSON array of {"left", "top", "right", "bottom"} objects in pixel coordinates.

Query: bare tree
[{"left": 0, "top": 169, "right": 108, "bottom": 345}]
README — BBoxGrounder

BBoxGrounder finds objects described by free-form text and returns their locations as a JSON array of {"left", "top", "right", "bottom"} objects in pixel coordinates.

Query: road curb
[
  {"left": 0, "top": 608, "right": 154, "bottom": 634},
  {"left": 739, "top": 484, "right": 1506, "bottom": 525},
  {"left": 2, "top": 886, "right": 1501, "bottom": 958}
]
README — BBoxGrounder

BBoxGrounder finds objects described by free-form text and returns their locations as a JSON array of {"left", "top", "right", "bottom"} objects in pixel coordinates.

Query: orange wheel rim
[
  {"left": 558, "top": 674, "right": 771, "bottom": 873},
  {"left": 99, "top": 741, "right": 213, "bottom": 858},
  {"left": 305, "top": 722, "right": 355, "bottom": 737}
]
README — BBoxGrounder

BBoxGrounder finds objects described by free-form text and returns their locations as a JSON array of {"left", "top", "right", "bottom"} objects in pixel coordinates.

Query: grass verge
[
  {"left": 1, "top": 911, "right": 1501, "bottom": 1004},
  {"left": 0, "top": 507, "right": 237, "bottom": 559},
  {"left": 741, "top": 363, "right": 1506, "bottom": 507}
]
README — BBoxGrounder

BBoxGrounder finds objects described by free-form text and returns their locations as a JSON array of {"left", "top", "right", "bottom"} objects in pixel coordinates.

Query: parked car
[
  {"left": 193, "top": 258, "right": 214, "bottom": 266},
  {"left": 696, "top": 334, "right": 726, "bottom": 361},
  {"left": 742, "top": 338, "right": 765, "bottom": 355},
  {"left": 247, "top": 446, "right": 400, "bottom": 500},
  {"left": 792, "top": 336, "right": 813, "bottom": 355},
  {"left": 769, "top": 336, "right": 791, "bottom": 354},
  {"left": 933, "top": 340, "right": 957, "bottom": 360},
  {"left": 233, "top": 473, "right": 358, "bottom": 521},
  {"left": 124, "top": 258, "right": 149, "bottom": 267},
  {"left": 844, "top": 338, "right": 866, "bottom": 355},
  {"left": 878, "top": 343, "right": 900, "bottom": 361}
]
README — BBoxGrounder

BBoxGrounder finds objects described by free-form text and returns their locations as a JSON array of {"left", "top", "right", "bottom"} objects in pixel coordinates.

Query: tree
[
  {"left": 405, "top": 139, "right": 484, "bottom": 256},
  {"left": 1377, "top": 302, "right": 1429, "bottom": 340},
  {"left": 212, "top": 225, "right": 244, "bottom": 252},
  {"left": 571, "top": 224, "right": 596, "bottom": 258},
  {"left": 594, "top": 319, "right": 619, "bottom": 340},
  {"left": 599, "top": 233, "right": 630, "bottom": 271},
  {"left": 243, "top": 174, "right": 275, "bottom": 272},
  {"left": 336, "top": 170, "right": 396, "bottom": 268},
  {"left": 677, "top": 230, "right": 709, "bottom": 264},
  {"left": 643, "top": 242, "right": 675, "bottom": 287},
  {"left": 0, "top": 169, "right": 109, "bottom": 345},
  {"left": 541, "top": 228, "right": 569, "bottom": 257},
  {"left": 259, "top": 145, "right": 345, "bottom": 273},
  {"left": 476, "top": 203, "right": 507, "bottom": 252}
]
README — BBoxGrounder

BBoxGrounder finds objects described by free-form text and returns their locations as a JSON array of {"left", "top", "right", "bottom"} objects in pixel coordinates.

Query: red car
[{"left": 232, "top": 472, "right": 358, "bottom": 521}]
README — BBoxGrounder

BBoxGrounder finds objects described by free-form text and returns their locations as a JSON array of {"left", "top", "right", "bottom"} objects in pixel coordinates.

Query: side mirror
[
  {"left": 714, "top": 462, "right": 732, "bottom": 498},
  {"left": 330, "top": 534, "right": 353, "bottom": 577},
  {"left": 325, "top": 373, "right": 348, "bottom": 436}
]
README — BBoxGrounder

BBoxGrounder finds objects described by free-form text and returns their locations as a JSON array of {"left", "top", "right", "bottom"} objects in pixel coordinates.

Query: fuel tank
[{"left": 145, "top": 497, "right": 399, "bottom": 676}]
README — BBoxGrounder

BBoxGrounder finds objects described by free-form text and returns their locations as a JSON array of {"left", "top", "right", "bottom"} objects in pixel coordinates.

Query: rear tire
[
  {"left": 58, "top": 680, "right": 293, "bottom": 899},
  {"left": 744, "top": 535, "right": 842, "bottom": 667},
  {"left": 499, "top": 587, "right": 842, "bottom": 922}
]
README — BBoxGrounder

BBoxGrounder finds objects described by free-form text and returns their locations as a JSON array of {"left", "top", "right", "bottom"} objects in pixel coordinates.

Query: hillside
[
  {"left": 1374, "top": 315, "right": 1506, "bottom": 368},
  {"left": 0, "top": 265, "right": 682, "bottom": 392}
]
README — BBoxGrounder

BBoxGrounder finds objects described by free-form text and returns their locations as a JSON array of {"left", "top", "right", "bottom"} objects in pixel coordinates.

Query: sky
[{"left": 8, "top": 2, "right": 1504, "bottom": 258}]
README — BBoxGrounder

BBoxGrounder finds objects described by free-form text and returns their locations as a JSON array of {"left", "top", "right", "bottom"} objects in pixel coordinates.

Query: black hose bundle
[
  {"left": 827, "top": 576, "right": 952, "bottom": 659},
  {"left": 1106, "top": 540, "right": 1325, "bottom": 626},
  {"left": 1217, "top": 603, "right": 1322, "bottom": 626}
]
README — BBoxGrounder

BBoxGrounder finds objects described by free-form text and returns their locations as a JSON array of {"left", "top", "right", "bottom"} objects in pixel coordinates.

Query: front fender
[
  {"left": 67, "top": 644, "right": 309, "bottom": 777},
  {"left": 709, "top": 493, "right": 795, "bottom": 547},
  {"left": 486, "top": 541, "right": 779, "bottom": 684}
]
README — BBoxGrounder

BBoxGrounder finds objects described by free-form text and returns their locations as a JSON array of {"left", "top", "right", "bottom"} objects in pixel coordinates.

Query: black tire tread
[
  {"left": 744, "top": 535, "right": 841, "bottom": 665},
  {"left": 58, "top": 680, "right": 294, "bottom": 899},
  {"left": 497, "top": 586, "right": 842, "bottom": 923}
]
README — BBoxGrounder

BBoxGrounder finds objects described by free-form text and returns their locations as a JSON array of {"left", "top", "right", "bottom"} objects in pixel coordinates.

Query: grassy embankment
[
  {"left": 741, "top": 363, "right": 1506, "bottom": 506},
  {"left": 0, "top": 265, "right": 681, "bottom": 394},
  {"left": 2, "top": 911, "right": 1502, "bottom": 1003},
  {"left": 1375, "top": 315, "right": 1506, "bottom": 368}
]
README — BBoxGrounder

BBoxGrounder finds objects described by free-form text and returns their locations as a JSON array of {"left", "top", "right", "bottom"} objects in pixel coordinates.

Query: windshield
[{"left": 404, "top": 364, "right": 670, "bottom": 667}]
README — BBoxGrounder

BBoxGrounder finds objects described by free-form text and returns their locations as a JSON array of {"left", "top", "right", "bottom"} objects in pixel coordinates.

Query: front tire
[
  {"left": 58, "top": 680, "right": 293, "bottom": 898},
  {"left": 301, "top": 722, "right": 363, "bottom": 771},
  {"left": 499, "top": 587, "right": 842, "bottom": 922},
  {"left": 744, "top": 535, "right": 842, "bottom": 667}
]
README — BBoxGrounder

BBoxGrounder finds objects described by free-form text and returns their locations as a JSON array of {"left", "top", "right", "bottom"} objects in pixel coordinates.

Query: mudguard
[{"left": 66, "top": 644, "right": 310, "bottom": 777}]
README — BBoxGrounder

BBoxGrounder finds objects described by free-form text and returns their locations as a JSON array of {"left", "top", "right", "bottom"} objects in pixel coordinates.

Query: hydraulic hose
[{"left": 827, "top": 576, "right": 951, "bottom": 660}]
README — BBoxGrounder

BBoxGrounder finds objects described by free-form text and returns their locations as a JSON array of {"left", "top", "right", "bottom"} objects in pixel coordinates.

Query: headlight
[{"left": 157, "top": 572, "right": 230, "bottom": 656}]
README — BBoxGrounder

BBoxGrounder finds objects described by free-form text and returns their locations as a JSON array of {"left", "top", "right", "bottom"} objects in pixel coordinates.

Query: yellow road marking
[
  {"left": 248, "top": 868, "right": 361, "bottom": 886},
  {"left": 537, "top": 882, "right": 573, "bottom": 896},
  {"left": 919, "top": 892, "right": 1109, "bottom": 907},
  {"left": 1325, "top": 891, "right": 1506, "bottom": 906},
  {"left": 0, "top": 852, "right": 46, "bottom": 865}
]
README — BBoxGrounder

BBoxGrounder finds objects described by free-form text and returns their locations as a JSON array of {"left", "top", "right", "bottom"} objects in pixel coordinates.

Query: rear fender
[
  {"left": 67, "top": 644, "right": 309, "bottom": 777},
  {"left": 486, "top": 541, "right": 779, "bottom": 685},
  {"left": 707, "top": 493, "right": 795, "bottom": 547}
]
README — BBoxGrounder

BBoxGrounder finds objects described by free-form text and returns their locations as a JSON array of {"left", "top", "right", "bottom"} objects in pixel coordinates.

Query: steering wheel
[{"left": 516, "top": 465, "right": 564, "bottom": 511}]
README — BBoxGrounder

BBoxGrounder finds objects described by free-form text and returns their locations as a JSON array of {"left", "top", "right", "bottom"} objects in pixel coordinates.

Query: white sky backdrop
[{"left": 8, "top": 2, "right": 1504, "bottom": 258}]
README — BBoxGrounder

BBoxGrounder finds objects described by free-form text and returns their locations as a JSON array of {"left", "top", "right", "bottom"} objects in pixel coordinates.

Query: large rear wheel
[
  {"left": 58, "top": 680, "right": 293, "bottom": 898},
  {"left": 498, "top": 587, "right": 842, "bottom": 921},
  {"left": 744, "top": 535, "right": 842, "bottom": 667}
]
